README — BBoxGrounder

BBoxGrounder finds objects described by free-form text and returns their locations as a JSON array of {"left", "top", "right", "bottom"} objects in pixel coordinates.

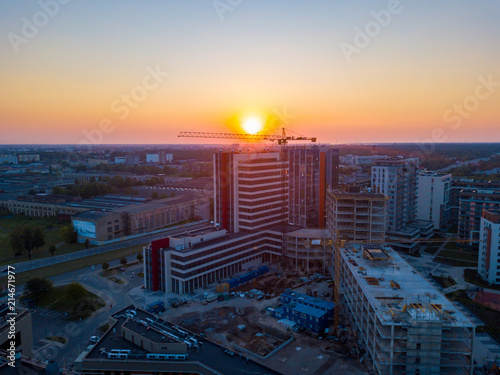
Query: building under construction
[{"left": 337, "top": 244, "right": 475, "bottom": 375}]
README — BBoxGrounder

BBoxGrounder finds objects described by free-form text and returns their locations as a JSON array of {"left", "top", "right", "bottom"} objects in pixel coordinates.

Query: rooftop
[
  {"left": 340, "top": 245, "right": 475, "bottom": 327},
  {"left": 84, "top": 306, "right": 280, "bottom": 375},
  {"left": 282, "top": 291, "right": 335, "bottom": 311},
  {"left": 287, "top": 303, "right": 327, "bottom": 319},
  {"left": 287, "top": 228, "right": 329, "bottom": 238}
]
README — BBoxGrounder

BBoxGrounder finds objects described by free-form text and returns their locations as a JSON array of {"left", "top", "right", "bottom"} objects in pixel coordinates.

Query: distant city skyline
[{"left": 1, "top": 0, "right": 499, "bottom": 144}]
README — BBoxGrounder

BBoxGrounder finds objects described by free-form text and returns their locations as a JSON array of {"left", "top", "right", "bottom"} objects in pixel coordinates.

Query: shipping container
[
  {"left": 258, "top": 265, "right": 269, "bottom": 275},
  {"left": 216, "top": 283, "right": 230, "bottom": 293},
  {"left": 238, "top": 270, "right": 259, "bottom": 283},
  {"left": 227, "top": 278, "right": 240, "bottom": 289}
]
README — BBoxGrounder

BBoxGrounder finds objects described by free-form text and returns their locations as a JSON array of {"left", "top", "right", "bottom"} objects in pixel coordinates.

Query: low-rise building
[
  {"left": 72, "top": 195, "right": 210, "bottom": 243},
  {"left": 144, "top": 227, "right": 283, "bottom": 294},
  {"left": 76, "top": 306, "right": 279, "bottom": 375}
]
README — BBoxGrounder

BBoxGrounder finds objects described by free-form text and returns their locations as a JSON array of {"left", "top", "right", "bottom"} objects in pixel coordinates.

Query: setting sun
[{"left": 242, "top": 116, "right": 264, "bottom": 135}]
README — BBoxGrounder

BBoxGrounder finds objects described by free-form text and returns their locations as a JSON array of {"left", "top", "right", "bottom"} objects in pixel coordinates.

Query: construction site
[
  {"left": 163, "top": 270, "right": 368, "bottom": 375},
  {"left": 338, "top": 244, "right": 476, "bottom": 375}
]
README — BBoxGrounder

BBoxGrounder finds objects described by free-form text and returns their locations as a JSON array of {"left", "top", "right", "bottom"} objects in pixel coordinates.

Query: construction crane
[
  {"left": 332, "top": 236, "right": 477, "bottom": 336},
  {"left": 178, "top": 128, "right": 316, "bottom": 144},
  {"left": 179, "top": 127, "right": 317, "bottom": 263}
]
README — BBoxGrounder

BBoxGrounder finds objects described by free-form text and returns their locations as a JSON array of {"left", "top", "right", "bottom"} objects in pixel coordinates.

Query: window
[{"left": 416, "top": 343, "right": 421, "bottom": 350}]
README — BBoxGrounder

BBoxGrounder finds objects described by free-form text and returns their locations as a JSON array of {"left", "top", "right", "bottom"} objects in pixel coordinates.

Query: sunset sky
[{"left": 1, "top": 0, "right": 499, "bottom": 144}]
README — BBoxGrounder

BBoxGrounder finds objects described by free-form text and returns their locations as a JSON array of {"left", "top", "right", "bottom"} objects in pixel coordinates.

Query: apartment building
[
  {"left": 326, "top": 188, "right": 387, "bottom": 243},
  {"left": 478, "top": 209, "right": 500, "bottom": 285},
  {"left": 458, "top": 189, "right": 500, "bottom": 244},
  {"left": 288, "top": 146, "right": 339, "bottom": 228},
  {"left": 450, "top": 179, "right": 500, "bottom": 226},
  {"left": 337, "top": 244, "right": 475, "bottom": 375},
  {"left": 417, "top": 172, "right": 452, "bottom": 230},
  {"left": 371, "top": 157, "right": 419, "bottom": 231}
]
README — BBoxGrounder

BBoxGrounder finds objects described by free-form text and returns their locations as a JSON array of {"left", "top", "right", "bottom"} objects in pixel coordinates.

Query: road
[
  {"left": 436, "top": 155, "right": 495, "bottom": 172},
  {"left": 8, "top": 222, "right": 211, "bottom": 274},
  {"left": 29, "top": 255, "right": 145, "bottom": 370}
]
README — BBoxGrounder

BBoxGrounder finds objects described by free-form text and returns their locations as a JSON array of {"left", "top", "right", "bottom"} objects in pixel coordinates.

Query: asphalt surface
[
  {"left": 29, "top": 256, "right": 145, "bottom": 369},
  {"left": 7, "top": 221, "right": 210, "bottom": 273}
]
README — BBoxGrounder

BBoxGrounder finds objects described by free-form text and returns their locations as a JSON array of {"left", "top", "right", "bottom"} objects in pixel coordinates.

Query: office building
[
  {"left": 371, "top": 157, "right": 419, "bottom": 232},
  {"left": 458, "top": 189, "right": 500, "bottom": 244},
  {"left": 213, "top": 150, "right": 286, "bottom": 233},
  {"left": 76, "top": 306, "right": 279, "bottom": 375},
  {"left": 337, "top": 244, "right": 475, "bottom": 375},
  {"left": 417, "top": 172, "right": 452, "bottom": 230},
  {"left": 478, "top": 210, "right": 500, "bottom": 285},
  {"left": 326, "top": 187, "right": 387, "bottom": 243},
  {"left": 143, "top": 227, "right": 282, "bottom": 294},
  {"left": 288, "top": 146, "right": 339, "bottom": 228}
]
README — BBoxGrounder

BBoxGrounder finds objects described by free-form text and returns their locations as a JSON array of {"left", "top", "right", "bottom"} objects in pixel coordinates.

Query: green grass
[
  {"left": 0, "top": 215, "right": 87, "bottom": 266},
  {"left": 137, "top": 272, "right": 144, "bottom": 278},
  {"left": 0, "top": 244, "right": 144, "bottom": 286},
  {"left": 36, "top": 284, "right": 105, "bottom": 319}
]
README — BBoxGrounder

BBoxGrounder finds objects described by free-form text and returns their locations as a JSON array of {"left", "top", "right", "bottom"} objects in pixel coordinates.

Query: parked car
[{"left": 89, "top": 336, "right": 100, "bottom": 344}]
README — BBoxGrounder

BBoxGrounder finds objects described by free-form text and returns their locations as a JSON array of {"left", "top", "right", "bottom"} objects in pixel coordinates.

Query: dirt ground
[{"left": 165, "top": 278, "right": 368, "bottom": 374}]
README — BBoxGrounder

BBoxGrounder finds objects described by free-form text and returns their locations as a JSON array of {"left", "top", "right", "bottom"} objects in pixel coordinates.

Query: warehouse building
[{"left": 72, "top": 194, "right": 210, "bottom": 243}]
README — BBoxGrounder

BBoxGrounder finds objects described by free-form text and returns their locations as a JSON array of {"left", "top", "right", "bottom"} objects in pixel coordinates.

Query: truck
[
  {"left": 206, "top": 293, "right": 217, "bottom": 303},
  {"left": 147, "top": 301, "right": 166, "bottom": 314}
]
